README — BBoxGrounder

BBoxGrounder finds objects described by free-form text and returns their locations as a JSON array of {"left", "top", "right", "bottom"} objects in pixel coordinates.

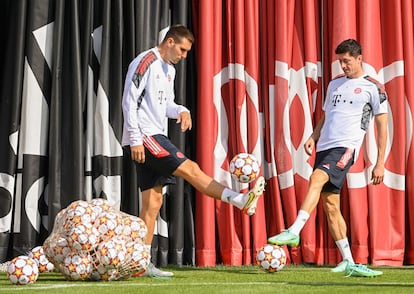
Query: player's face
[
  {"left": 337, "top": 52, "right": 363, "bottom": 79},
  {"left": 166, "top": 37, "right": 192, "bottom": 64}
]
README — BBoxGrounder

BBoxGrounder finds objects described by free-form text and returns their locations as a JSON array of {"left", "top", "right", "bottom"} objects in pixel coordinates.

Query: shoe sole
[
  {"left": 242, "top": 176, "right": 265, "bottom": 216},
  {"left": 347, "top": 272, "right": 383, "bottom": 277},
  {"left": 268, "top": 239, "right": 300, "bottom": 247},
  {"left": 346, "top": 266, "right": 383, "bottom": 277},
  {"left": 267, "top": 233, "right": 300, "bottom": 247}
]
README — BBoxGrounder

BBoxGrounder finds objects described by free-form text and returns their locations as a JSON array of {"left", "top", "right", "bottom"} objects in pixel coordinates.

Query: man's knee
[{"left": 175, "top": 159, "right": 202, "bottom": 178}]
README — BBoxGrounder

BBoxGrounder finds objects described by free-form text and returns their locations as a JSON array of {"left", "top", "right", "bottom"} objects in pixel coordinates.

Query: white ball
[
  {"left": 62, "top": 252, "right": 93, "bottom": 280},
  {"left": 96, "top": 236, "right": 127, "bottom": 267},
  {"left": 256, "top": 244, "right": 287, "bottom": 273},
  {"left": 229, "top": 153, "right": 260, "bottom": 183},
  {"left": 7, "top": 256, "right": 39, "bottom": 285},
  {"left": 28, "top": 246, "right": 54, "bottom": 273}
]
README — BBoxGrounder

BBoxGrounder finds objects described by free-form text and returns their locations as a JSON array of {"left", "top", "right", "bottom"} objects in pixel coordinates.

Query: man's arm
[
  {"left": 304, "top": 113, "right": 325, "bottom": 156},
  {"left": 371, "top": 113, "right": 388, "bottom": 184}
]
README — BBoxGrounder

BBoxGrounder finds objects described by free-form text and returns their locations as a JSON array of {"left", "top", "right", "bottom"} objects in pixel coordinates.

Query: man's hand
[
  {"left": 177, "top": 111, "right": 192, "bottom": 132},
  {"left": 371, "top": 163, "right": 384, "bottom": 185},
  {"left": 304, "top": 137, "right": 315, "bottom": 156},
  {"left": 130, "top": 145, "right": 146, "bottom": 163}
]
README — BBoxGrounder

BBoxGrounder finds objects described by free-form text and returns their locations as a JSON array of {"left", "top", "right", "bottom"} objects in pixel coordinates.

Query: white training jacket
[{"left": 122, "top": 47, "right": 190, "bottom": 147}]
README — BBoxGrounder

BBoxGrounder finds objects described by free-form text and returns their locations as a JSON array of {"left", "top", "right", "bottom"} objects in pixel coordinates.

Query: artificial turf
[{"left": 1, "top": 264, "right": 414, "bottom": 294}]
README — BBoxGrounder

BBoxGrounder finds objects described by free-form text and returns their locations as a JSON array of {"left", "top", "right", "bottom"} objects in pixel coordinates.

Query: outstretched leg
[
  {"left": 173, "top": 159, "right": 265, "bottom": 215},
  {"left": 268, "top": 168, "right": 329, "bottom": 246}
]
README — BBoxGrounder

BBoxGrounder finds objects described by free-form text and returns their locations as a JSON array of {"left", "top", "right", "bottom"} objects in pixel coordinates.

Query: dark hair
[
  {"left": 335, "top": 39, "right": 362, "bottom": 57},
  {"left": 163, "top": 24, "right": 195, "bottom": 44}
]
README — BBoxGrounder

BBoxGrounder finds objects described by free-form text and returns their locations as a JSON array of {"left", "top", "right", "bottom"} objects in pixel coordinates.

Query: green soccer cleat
[
  {"left": 345, "top": 263, "right": 383, "bottom": 277},
  {"left": 331, "top": 260, "right": 350, "bottom": 273},
  {"left": 267, "top": 229, "right": 300, "bottom": 247}
]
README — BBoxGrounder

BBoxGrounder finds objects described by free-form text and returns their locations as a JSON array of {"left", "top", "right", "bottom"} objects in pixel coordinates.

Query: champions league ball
[
  {"left": 125, "top": 241, "right": 151, "bottom": 275},
  {"left": 95, "top": 236, "right": 127, "bottom": 267},
  {"left": 121, "top": 214, "right": 148, "bottom": 243},
  {"left": 256, "top": 244, "right": 287, "bottom": 273},
  {"left": 67, "top": 224, "right": 100, "bottom": 252},
  {"left": 95, "top": 211, "right": 124, "bottom": 240},
  {"left": 7, "top": 256, "right": 39, "bottom": 285},
  {"left": 229, "top": 153, "right": 260, "bottom": 183},
  {"left": 44, "top": 235, "right": 71, "bottom": 265},
  {"left": 62, "top": 252, "right": 93, "bottom": 280},
  {"left": 28, "top": 246, "right": 55, "bottom": 273}
]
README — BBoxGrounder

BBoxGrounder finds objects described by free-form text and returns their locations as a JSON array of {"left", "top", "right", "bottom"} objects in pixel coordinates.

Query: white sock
[
  {"left": 288, "top": 210, "right": 310, "bottom": 236},
  {"left": 335, "top": 238, "right": 354, "bottom": 264},
  {"left": 221, "top": 188, "right": 244, "bottom": 209},
  {"left": 144, "top": 244, "right": 152, "bottom": 261}
]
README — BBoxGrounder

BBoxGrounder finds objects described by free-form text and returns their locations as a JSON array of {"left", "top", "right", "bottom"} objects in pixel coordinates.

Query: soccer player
[
  {"left": 122, "top": 25, "right": 265, "bottom": 278},
  {"left": 268, "top": 39, "right": 388, "bottom": 277}
]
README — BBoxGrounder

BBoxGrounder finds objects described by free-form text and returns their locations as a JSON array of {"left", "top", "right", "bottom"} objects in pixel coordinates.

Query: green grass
[{"left": 1, "top": 265, "right": 414, "bottom": 294}]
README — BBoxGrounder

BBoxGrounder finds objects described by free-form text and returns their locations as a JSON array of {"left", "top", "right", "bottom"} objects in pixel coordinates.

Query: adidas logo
[{"left": 323, "top": 163, "right": 330, "bottom": 170}]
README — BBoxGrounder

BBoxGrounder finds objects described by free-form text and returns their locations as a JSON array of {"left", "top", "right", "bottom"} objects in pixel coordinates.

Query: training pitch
[{"left": 1, "top": 264, "right": 414, "bottom": 294}]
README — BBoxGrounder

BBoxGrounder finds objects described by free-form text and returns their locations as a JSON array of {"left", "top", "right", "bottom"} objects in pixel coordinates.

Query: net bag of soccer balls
[
  {"left": 256, "top": 244, "right": 287, "bottom": 273},
  {"left": 42, "top": 198, "right": 150, "bottom": 281}
]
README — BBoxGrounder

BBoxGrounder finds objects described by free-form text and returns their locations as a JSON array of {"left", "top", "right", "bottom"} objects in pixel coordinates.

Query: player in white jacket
[{"left": 122, "top": 25, "right": 265, "bottom": 278}]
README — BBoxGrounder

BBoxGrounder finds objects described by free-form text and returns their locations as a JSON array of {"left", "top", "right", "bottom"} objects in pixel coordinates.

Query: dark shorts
[
  {"left": 314, "top": 147, "right": 355, "bottom": 194},
  {"left": 124, "top": 134, "right": 188, "bottom": 191}
]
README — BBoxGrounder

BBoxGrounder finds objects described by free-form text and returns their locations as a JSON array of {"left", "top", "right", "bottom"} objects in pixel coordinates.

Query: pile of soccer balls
[{"left": 6, "top": 198, "right": 150, "bottom": 284}]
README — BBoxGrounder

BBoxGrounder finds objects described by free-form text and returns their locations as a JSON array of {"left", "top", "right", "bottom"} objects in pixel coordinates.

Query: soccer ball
[
  {"left": 43, "top": 234, "right": 72, "bottom": 265},
  {"left": 90, "top": 262, "right": 119, "bottom": 281},
  {"left": 229, "top": 153, "right": 260, "bottom": 183},
  {"left": 95, "top": 211, "right": 124, "bottom": 240},
  {"left": 7, "top": 256, "right": 39, "bottom": 285},
  {"left": 28, "top": 246, "right": 55, "bottom": 273},
  {"left": 61, "top": 252, "right": 93, "bottom": 280},
  {"left": 125, "top": 241, "right": 151, "bottom": 275},
  {"left": 65, "top": 200, "right": 97, "bottom": 228},
  {"left": 95, "top": 236, "right": 127, "bottom": 267},
  {"left": 256, "top": 244, "right": 287, "bottom": 273},
  {"left": 121, "top": 214, "right": 148, "bottom": 243},
  {"left": 67, "top": 223, "right": 100, "bottom": 252}
]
